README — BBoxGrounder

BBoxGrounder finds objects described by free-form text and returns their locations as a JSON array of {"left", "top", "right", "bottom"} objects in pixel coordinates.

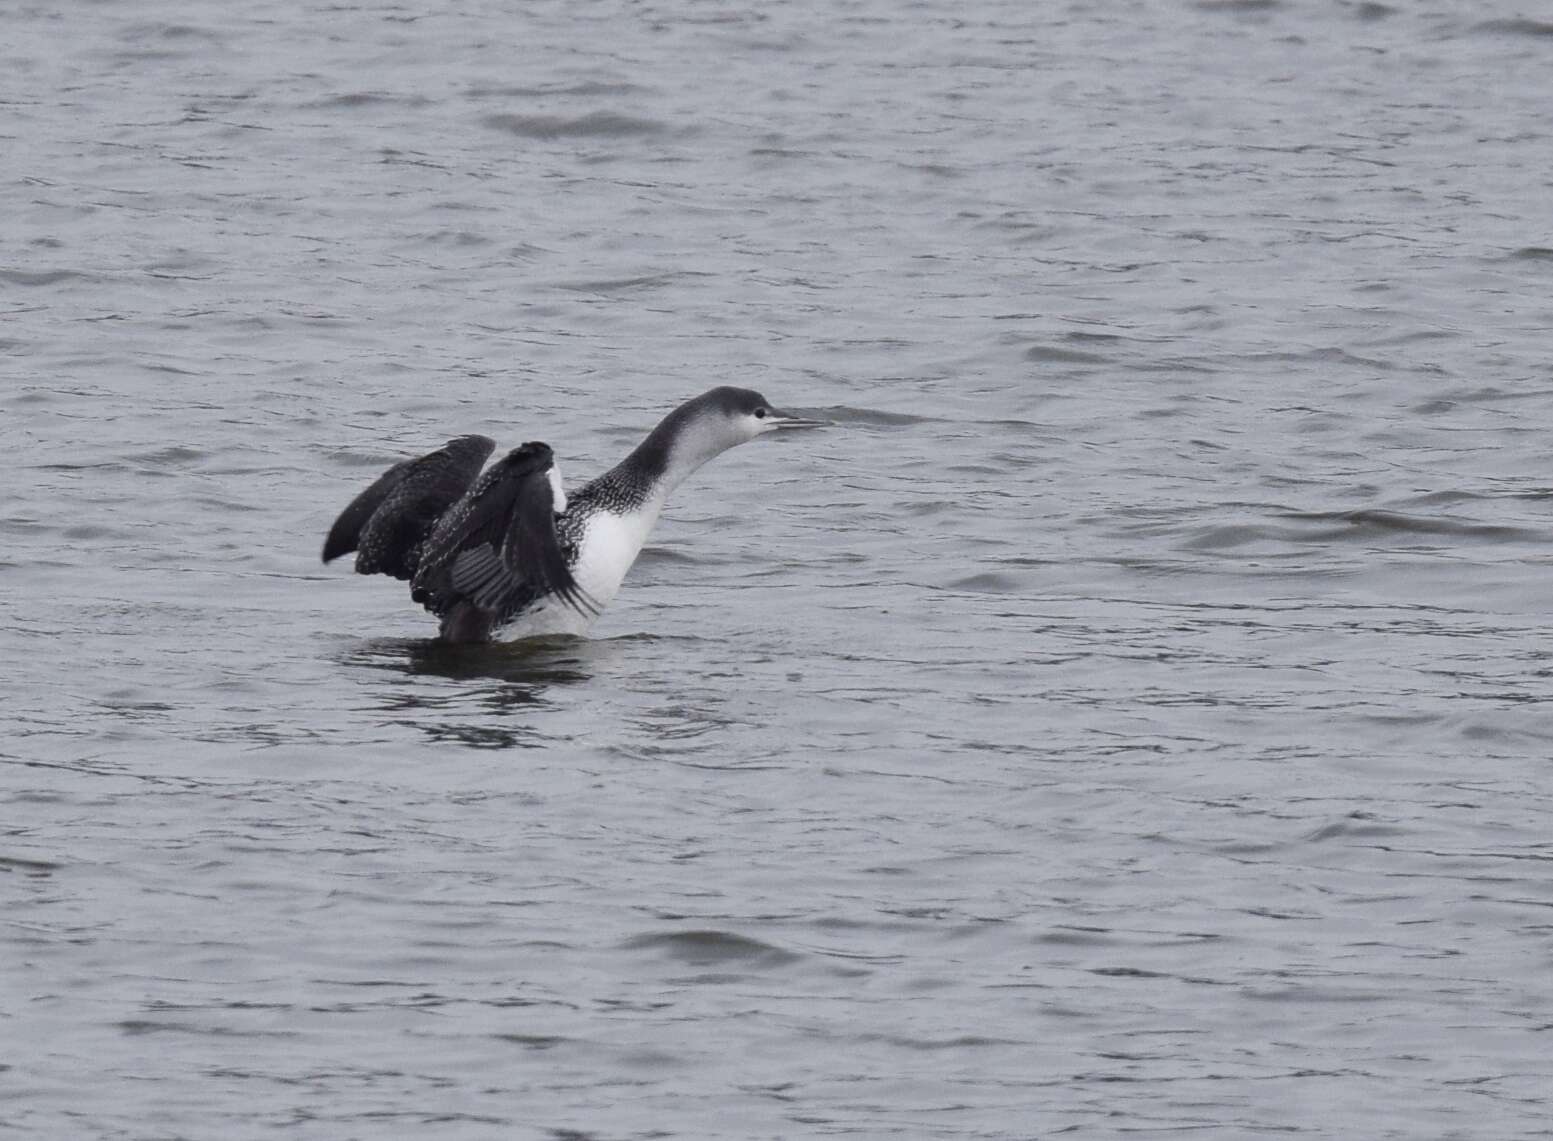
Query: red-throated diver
[{"left": 322, "top": 387, "right": 825, "bottom": 642}]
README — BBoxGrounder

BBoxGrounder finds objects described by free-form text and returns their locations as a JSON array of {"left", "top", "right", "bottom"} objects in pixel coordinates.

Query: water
[{"left": 5, "top": 1, "right": 1553, "bottom": 1137}]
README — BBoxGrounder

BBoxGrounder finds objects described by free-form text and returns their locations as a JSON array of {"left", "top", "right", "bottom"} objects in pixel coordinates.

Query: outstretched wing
[
  {"left": 322, "top": 434, "right": 496, "bottom": 580},
  {"left": 411, "top": 442, "right": 597, "bottom": 623}
]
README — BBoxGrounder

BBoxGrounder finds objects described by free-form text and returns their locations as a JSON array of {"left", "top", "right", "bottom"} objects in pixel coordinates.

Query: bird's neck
[
  {"left": 610, "top": 406, "right": 732, "bottom": 502},
  {"left": 564, "top": 409, "right": 739, "bottom": 615},
  {"left": 567, "top": 435, "right": 705, "bottom": 615}
]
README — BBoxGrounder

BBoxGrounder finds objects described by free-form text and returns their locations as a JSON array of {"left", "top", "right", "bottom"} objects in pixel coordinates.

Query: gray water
[{"left": 5, "top": 1, "right": 1553, "bottom": 1137}]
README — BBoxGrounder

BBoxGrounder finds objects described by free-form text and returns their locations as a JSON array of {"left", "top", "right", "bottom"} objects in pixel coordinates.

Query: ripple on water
[
  {"left": 481, "top": 111, "right": 670, "bottom": 139},
  {"left": 0, "top": 269, "right": 96, "bottom": 287},
  {"left": 1471, "top": 18, "right": 1553, "bottom": 39},
  {"left": 622, "top": 930, "right": 804, "bottom": 973}
]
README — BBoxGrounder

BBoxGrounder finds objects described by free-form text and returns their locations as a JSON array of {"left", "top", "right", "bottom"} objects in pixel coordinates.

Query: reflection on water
[
  {"left": 342, "top": 637, "right": 604, "bottom": 748},
  {"left": 348, "top": 635, "right": 599, "bottom": 685},
  {"left": 416, "top": 718, "right": 550, "bottom": 750}
]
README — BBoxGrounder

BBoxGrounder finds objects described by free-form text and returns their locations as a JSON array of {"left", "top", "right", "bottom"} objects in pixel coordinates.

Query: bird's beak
[{"left": 768, "top": 408, "right": 829, "bottom": 430}]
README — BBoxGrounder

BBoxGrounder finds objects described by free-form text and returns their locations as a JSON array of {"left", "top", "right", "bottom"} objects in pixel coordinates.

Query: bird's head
[
  {"left": 633, "top": 386, "right": 827, "bottom": 490},
  {"left": 694, "top": 385, "right": 829, "bottom": 448}
]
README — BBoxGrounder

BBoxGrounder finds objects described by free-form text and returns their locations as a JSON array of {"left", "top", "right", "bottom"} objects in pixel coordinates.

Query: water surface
[{"left": 5, "top": 1, "right": 1553, "bottom": 1137}]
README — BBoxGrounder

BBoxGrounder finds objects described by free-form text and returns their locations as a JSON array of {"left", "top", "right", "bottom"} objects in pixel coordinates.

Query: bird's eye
[{"left": 755, "top": 408, "right": 768, "bottom": 419}]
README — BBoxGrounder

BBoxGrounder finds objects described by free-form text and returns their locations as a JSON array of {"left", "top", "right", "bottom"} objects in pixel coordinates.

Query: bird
[{"left": 322, "top": 386, "right": 826, "bottom": 642}]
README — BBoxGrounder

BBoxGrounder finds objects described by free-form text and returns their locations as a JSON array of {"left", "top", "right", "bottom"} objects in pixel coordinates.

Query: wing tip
[
  {"left": 321, "top": 528, "right": 354, "bottom": 564},
  {"left": 556, "top": 580, "right": 602, "bottom": 619}
]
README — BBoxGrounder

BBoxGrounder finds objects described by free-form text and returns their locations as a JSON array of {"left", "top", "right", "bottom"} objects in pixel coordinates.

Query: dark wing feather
[
  {"left": 322, "top": 435, "right": 495, "bottom": 580},
  {"left": 322, "top": 456, "right": 415, "bottom": 565},
  {"left": 499, "top": 461, "right": 597, "bottom": 617},
  {"left": 411, "top": 442, "right": 597, "bottom": 624}
]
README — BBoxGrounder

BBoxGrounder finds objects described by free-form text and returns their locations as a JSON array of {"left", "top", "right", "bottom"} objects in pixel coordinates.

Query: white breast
[
  {"left": 498, "top": 504, "right": 663, "bottom": 640},
  {"left": 572, "top": 507, "right": 661, "bottom": 608}
]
